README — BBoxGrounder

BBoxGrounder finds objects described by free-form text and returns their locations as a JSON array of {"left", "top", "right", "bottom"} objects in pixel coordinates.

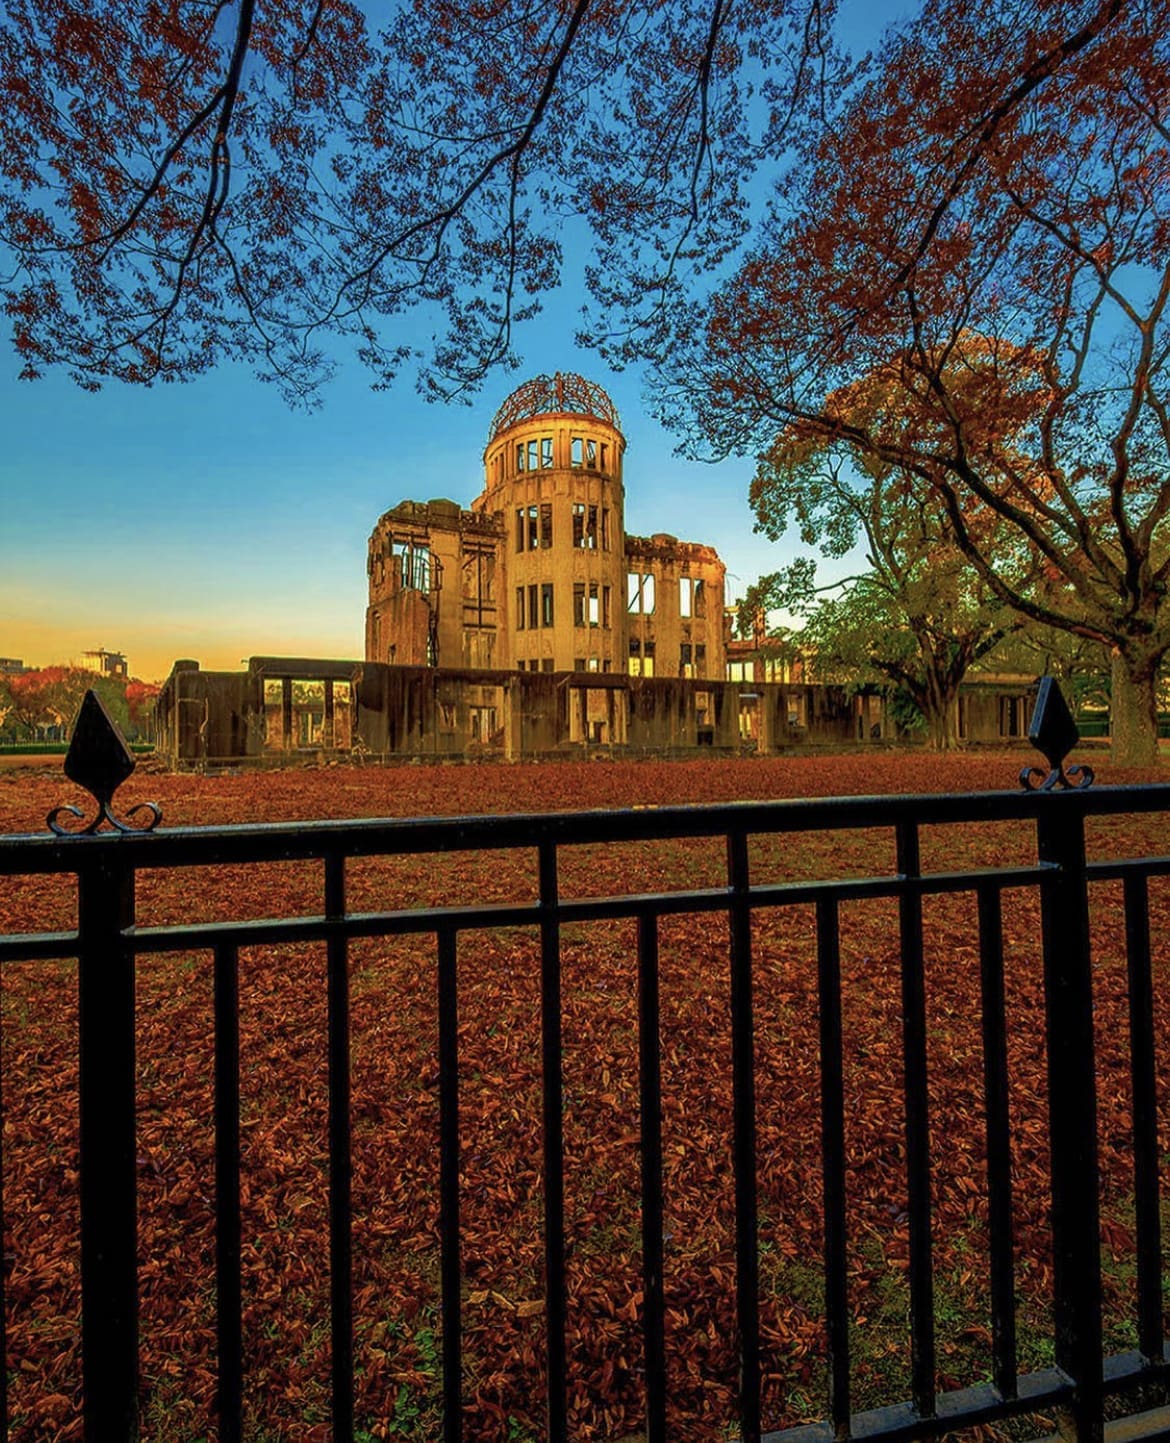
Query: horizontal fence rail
[{"left": 0, "top": 785, "right": 1168, "bottom": 1442}]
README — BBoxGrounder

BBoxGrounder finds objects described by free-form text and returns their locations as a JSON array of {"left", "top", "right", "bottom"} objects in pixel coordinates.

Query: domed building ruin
[
  {"left": 365, "top": 372, "right": 727, "bottom": 682},
  {"left": 164, "top": 373, "right": 1029, "bottom": 766}
]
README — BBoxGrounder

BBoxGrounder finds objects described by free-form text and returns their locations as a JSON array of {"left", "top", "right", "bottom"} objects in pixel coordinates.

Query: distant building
[
  {"left": 78, "top": 648, "right": 128, "bottom": 679},
  {"left": 0, "top": 658, "right": 27, "bottom": 674}
]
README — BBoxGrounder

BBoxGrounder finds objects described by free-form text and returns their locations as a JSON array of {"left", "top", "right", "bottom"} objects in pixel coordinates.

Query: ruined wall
[
  {"left": 159, "top": 655, "right": 1036, "bottom": 768},
  {"left": 624, "top": 535, "right": 727, "bottom": 682},
  {"left": 366, "top": 500, "right": 504, "bottom": 671}
]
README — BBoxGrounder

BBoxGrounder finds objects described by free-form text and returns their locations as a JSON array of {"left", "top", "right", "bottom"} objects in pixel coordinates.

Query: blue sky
[{"left": 0, "top": 3, "right": 912, "bottom": 682}]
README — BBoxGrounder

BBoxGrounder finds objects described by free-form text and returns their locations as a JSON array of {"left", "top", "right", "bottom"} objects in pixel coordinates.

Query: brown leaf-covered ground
[{"left": 0, "top": 749, "right": 1167, "bottom": 1442}]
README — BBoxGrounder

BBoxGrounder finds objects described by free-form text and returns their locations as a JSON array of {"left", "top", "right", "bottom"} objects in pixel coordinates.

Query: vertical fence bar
[
  {"left": 727, "top": 828, "right": 761, "bottom": 1443},
  {"left": 1123, "top": 872, "right": 1163, "bottom": 1364},
  {"left": 636, "top": 910, "right": 666, "bottom": 1443},
  {"left": 325, "top": 852, "right": 353, "bottom": 1442},
  {"left": 78, "top": 852, "right": 138, "bottom": 1443},
  {"left": 815, "top": 896, "right": 850, "bottom": 1437},
  {"left": 895, "top": 822, "right": 935, "bottom": 1420},
  {"left": 538, "top": 839, "right": 567, "bottom": 1443},
  {"left": 213, "top": 940, "right": 243, "bottom": 1443},
  {"left": 1037, "top": 803, "right": 1103, "bottom": 1443},
  {"left": 437, "top": 924, "right": 463, "bottom": 1443},
  {"left": 976, "top": 883, "right": 1017, "bottom": 1400}
]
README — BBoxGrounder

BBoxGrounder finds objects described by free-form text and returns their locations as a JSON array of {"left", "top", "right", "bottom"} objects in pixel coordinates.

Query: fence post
[
  {"left": 1036, "top": 801, "right": 1103, "bottom": 1443},
  {"left": 78, "top": 851, "right": 138, "bottom": 1442}
]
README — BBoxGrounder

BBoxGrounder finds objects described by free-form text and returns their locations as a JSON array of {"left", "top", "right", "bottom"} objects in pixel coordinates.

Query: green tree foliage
[{"left": 744, "top": 431, "right": 1021, "bottom": 749}]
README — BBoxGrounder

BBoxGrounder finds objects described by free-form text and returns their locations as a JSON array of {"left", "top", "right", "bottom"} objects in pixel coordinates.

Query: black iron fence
[{"left": 0, "top": 692, "right": 1167, "bottom": 1442}]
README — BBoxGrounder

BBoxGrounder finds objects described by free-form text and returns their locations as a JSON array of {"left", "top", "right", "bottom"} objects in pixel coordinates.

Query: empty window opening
[
  {"left": 680, "top": 642, "right": 693, "bottom": 678},
  {"left": 573, "top": 503, "right": 598, "bottom": 549},
  {"left": 571, "top": 437, "right": 584, "bottom": 467},
  {"left": 601, "top": 508, "right": 612, "bottom": 551},
  {"left": 516, "top": 442, "right": 526, "bottom": 472},
  {"left": 628, "top": 638, "right": 655, "bottom": 678},
  {"left": 588, "top": 583, "right": 600, "bottom": 626},
  {"left": 469, "top": 706, "right": 497, "bottom": 743},
  {"left": 527, "top": 439, "right": 539, "bottom": 471},
  {"left": 528, "top": 584, "right": 539, "bottom": 631},
  {"left": 680, "top": 577, "right": 694, "bottom": 618},
  {"left": 541, "top": 583, "right": 554, "bottom": 627},
  {"left": 586, "top": 438, "right": 597, "bottom": 468},
  {"left": 602, "top": 585, "right": 612, "bottom": 628},
  {"left": 393, "top": 541, "right": 432, "bottom": 592},
  {"left": 627, "top": 572, "right": 655, "bottom": 613},
  {"left": 540, "top": 502, "right": 553, "bottom": 549},
  {"left": 573, "top": 582, "right": 586, "bottom": 627},
  {"left": 527, "top": 503, "right": 539, "bottom": 550},
  {"left": 541, "top": 437, "right": 554, "bottom": 468},
  {"left": 516, "top": 586, "right": 525, "bottom": 629}
]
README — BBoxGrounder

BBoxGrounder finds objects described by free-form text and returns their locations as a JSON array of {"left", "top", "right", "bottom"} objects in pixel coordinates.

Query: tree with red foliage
[
  {"left": 125, "top": 679, "right": 161, "bottom": 743},
  {"left": 658, "top": 1, "right": 1170, "bottom": 764},
  {"left": 5, "top": 668, "right": 89, "bottom": 739},
  {"left": 0, "top": 0, "right": 841, "bottom": 402}
]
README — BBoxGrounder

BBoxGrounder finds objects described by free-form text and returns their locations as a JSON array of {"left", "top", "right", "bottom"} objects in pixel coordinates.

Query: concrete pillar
[
  {"left": 503, "top": 678, "right": 523, "bottom": 761},
  {"left": 758, "top": 688, "right": 774, "bottom": 756}
]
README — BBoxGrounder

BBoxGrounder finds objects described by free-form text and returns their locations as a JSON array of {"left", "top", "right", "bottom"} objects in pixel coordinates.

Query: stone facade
[{"left": 365, "top": 373, "right": 727, "bottom": 681}]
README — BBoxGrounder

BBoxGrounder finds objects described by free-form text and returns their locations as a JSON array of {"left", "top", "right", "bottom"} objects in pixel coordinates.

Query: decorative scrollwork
[
  {"left": 1019, "top": 762, "right": 1095, "bottom": 792},
  {"left": 48, "top": 689, "right": 164, "bottom": 835},
  {"left": 47, "top": 800, "right": 162, "bottom": 836}
]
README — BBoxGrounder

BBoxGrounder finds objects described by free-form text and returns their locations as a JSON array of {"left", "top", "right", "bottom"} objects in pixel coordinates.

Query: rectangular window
[
  {"left": 574, "top": 656, "right": 586, "bottom": 672},
  {"left": 696, "top": 643, "right": 706, "bottom": 673},
  {"left": 540, "top": 502, "right": 553, "bottom": 548},
  {"left": 602, "top": 585, "right": 611, "bottom": 628},
  {"left": 627, "top": 572, "right": 655, "bottom": 613},
  {"left": 527, "top": 503, "right": 539, "bottom": 549},
  {"left": 527, "top": 439, "right": 539, "bottom": 470},
  {"left": 516, "top": 586, "right": 525, "bottom": 629},
  {"left": 680, "top": 577, "right": 694, "bottom": 618},
  {"left": 680, "top": 642, "right": 693, "bottom": 677},
  {"left": 587, "top": 657, "right": 600, "bottom": 672},
  {"left": 601, "top": 508, "right": 611, "bottom": 551},
  {"left": 515, "top": 508, "right": 524, "bottom": 553},
  {"left": 587, "top": 505, "right": 598, "bottom": 548},
  {"left": 541, "top": 657, "right": 554, "bottom": 673},
  {"left": 516, "top": 442, "right": 526, "bottom": 472},
  {"left": 541, "top": 582, "right": 554, "bottom": 627},
  {"left": 528, "top": 584, "right": 539, "bottom": 631},
  {"left": 572, "top": 502, "right": 585, "bottom": 548},
  {"left": 571, "top": 437, "right": 584, "bottom": 466},
  {"left": 602, "top": 659, "right": 612, "bottom": 673},
  {"left": 573, "top": 582, "right": 586, "bottom": 626},
  {"left": 586, "top": 438, "right": 597, "bottom": 468},
  {"left": 600, "top": 443, "right": 609, "bottom": 472},
  {"left": 541, "top": 437, "right": 554, "bottom": 468},
  {"left": 588, "top": 583, "right": 600, "bottom": 626},
  {"left": 694, "top": 580, "right": 706, "bottom": 617}
]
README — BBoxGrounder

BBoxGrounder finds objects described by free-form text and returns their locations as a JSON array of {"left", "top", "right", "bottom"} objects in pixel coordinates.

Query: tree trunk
[
  {"left": 1110, "top": 651, "right": 1161, "bottom": 767},
  {"left": 923, "top": 691, "right": 961, "bottom": 751}
]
